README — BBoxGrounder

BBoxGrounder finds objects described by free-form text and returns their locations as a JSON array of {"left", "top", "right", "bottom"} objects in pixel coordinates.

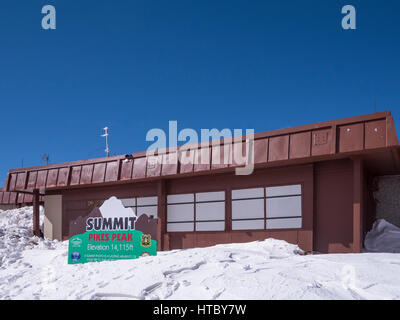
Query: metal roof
[
  {"left": 1, "top": 111, "right": 399, "bottom": 201},
  {"left": 0, "top": 189, "right": 43, "bottom": 205}
]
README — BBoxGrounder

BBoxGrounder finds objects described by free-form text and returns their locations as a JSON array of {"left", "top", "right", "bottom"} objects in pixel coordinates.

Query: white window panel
[
  {"left": 266, "top": 184, "right": 301, "bottom": 197},
  {"left": 266, "top": 196, "right": 301, "bottom": 218},
  {"left": 167, "top": 193, "right": 194, "bottom": 204},
  {"left": 232, "top": 198, "right": 264, "bottom": 219},
  {"left": 120, "top": 198, "right": 136, "bottom": 207},
  {"left": 137, "top": 196, "right": 158, "bottom": 206},
  {"left": 167, "top": 222, "right": 194, "bottom": 232},
  {"left": 232, "top": 188, "right": 264, "bottom": 200},
  {"left": 232, "top": 219, "right": 264, "bottom": 230},
  {"left": 196, "top": 221, "right": 225, "bottom": 231},
  {"left": 196, "top": 191, "right": 225, "bottom": 202},
  {"left": 196, "top": 202, "right": 225, "bottom": 221},
  {"left": 136, "top": 206, "right": 158, "bottom": 218},
  {"left": 267, "top": 218, "right": 302, "bottom": 229},
  {"left": 167, "top": 204, "right": 194, "bottom": 222}
]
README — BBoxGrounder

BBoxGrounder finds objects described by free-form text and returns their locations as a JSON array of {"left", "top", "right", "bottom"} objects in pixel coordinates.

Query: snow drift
[
  {"left": 1, "top": 207, "right": 400, "bottom": 300},
  {"left": 364, "top": 219, "right": 400, "bottom": 253},
  {"left": 0, "top": 206, "right": 63, "bottom": 268}
]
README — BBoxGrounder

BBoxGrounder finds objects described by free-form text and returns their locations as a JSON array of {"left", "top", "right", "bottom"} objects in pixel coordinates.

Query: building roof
[{"left": 1, "top": 111, "right": 399, "bottom": 203}]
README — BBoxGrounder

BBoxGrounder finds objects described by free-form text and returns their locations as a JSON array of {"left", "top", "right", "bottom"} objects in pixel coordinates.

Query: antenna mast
[
  {"left": 41, "top": 154, "right": 50, "bottom": 165},
  {"left": 101, "top": 127, "right": 110, "bottom": 157}
]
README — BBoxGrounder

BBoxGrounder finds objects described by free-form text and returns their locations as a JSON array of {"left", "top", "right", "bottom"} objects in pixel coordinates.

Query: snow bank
[
  {"left": 364, "top": 219, "right": 400, "bottom": 253},
  {"left": 1, "top": 207, "right": 400, "bottom": 300},
  {"left": 0, "top": 207, "right": 62, "bottom": 268}
]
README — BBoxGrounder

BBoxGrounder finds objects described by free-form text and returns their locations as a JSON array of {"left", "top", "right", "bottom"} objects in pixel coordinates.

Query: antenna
[
  {"left": 41, "top": 154, "right": 50, "bottom": 165},
  {"left": 101, "top": 127, "right": 110, "bottom": 157},
  {"left": 374, "top": 99, "right": 377, "bottom": 113}
]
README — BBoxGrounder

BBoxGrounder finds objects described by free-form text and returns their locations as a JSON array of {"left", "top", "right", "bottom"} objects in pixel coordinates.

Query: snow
[
  {"left": 99, "top": 196, "right": 135, "bottom": 218},
  {"left": 1, "top": 207, "right": 400, "bottom": 300},
  {"left": 364, "top": 219, "right": 400, "bottom": 253},
  {"left": 0, "top": 206, "right": 63, "bottom": 269}
]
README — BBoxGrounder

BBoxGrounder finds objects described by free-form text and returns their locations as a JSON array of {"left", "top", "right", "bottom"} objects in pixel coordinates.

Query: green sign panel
[
  {"left": 68, "top": 196, "right": 158, "bottom": 264},
  {"left": 68, "top": 228, "right": 157, "bottom": 264}
]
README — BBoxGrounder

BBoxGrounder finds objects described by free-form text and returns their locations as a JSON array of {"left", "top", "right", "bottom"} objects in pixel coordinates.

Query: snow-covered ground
[{"left": 1, "top": 207, "right": 400, "bottom": 300}]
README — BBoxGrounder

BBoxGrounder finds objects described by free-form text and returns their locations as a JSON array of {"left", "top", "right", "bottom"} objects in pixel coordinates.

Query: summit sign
[{"left": 68, "top": 197, "right": 157, "bottom": 264}]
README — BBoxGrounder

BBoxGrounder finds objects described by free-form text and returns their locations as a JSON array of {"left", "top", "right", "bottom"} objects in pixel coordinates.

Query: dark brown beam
[
  {"left": 391, "top": 147, "right": 400, "bottom": 171},
  {"left": 157, "top": 179, "right": 166, "bottom": 251},
  {"left": 225, "top": 187, "right": 232, "bottom": 232},
  {"left": 33, "top": 189, "right": 41, "bottom": 237},
  {"left": 352, "top": 157, "right": 364, "bottom": 253},
  {"left": 14, "top": 189, "right": 45, "bottom": 196}
]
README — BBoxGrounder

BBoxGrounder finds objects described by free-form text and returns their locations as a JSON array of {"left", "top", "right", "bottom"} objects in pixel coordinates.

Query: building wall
[
  {"left": 44, "top": 195, "right": 63, "bottom": 240},
  {"left": 0, "top": 204, "right": 18, "bottom": 210},
  {"left": 55, "top": 160, "right": 363, "bottom": 253},
  {"left": 165, "top": 164, "right": 314, "bottom": 252},
  {"left": 60, "top": 181, "right": 158, "bottom": 240},
  {"left": 313, "top": 159, "right": 354, "bottom": 253}
]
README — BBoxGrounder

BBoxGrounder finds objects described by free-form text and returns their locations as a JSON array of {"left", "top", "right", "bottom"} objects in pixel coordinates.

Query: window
[
  {"left": 167, "top": 191, "right": 225, "bottom": 232},
  {"left": 121, "top": 196, "right": 158, "bottom": 219},
  {"left": 167, "top": 194, "right": 195, "bottom": 232},
  {"left": 266, "top": 185, "right": 302, "bottom": 229},
  {"left": 195, "top": 192, "right": 225, "bottom": 231},
  {"left": 232, "top": 188, "right": 265, "bottom": 230},
  {"left": 231, "top": 184, "right": 302, "bottom": 230}
]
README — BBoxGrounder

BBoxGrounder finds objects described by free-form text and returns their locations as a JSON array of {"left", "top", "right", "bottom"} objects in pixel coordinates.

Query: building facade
[{"left": 2, "top": 111, "right": 399, "bottom": 253}]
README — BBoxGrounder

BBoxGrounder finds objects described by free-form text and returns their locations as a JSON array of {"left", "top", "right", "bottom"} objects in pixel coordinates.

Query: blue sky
[{"left": 0, "top": 1, "right": 399, "bottom": 183}]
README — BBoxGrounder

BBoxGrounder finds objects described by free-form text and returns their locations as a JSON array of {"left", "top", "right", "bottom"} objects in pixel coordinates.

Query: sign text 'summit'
[{"left": 86, "top": 217, "right": 136, "bottom": 232}]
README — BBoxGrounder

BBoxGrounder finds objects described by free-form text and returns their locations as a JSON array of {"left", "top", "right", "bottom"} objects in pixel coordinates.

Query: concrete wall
[
  {"left": 374, "top": 175, "right": 400, "bottom": 227},
  {"left": 44, "top": 195, "right": 63, "bottom": 240}
]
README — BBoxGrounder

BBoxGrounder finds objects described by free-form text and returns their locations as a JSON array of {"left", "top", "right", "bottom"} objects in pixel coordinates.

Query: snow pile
[
  {"left": 1, "top": 207, "right": 400, "bottom": 300},
  {"left": 364, "top": 219, "right": 400, "bottom": 253},
  {"left": 0, "top": 207, "right": 63, "bottom": 268}
]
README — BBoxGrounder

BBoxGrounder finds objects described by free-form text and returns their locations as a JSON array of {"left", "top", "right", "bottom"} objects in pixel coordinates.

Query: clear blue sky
[{"left": 0, "top": 1, "right": 399, "bottom": 183}]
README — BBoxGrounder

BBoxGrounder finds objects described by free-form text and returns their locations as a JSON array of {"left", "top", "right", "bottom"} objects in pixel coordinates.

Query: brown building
[{"left": 1, "top": 111, "right": 399, "bottom": 253}]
